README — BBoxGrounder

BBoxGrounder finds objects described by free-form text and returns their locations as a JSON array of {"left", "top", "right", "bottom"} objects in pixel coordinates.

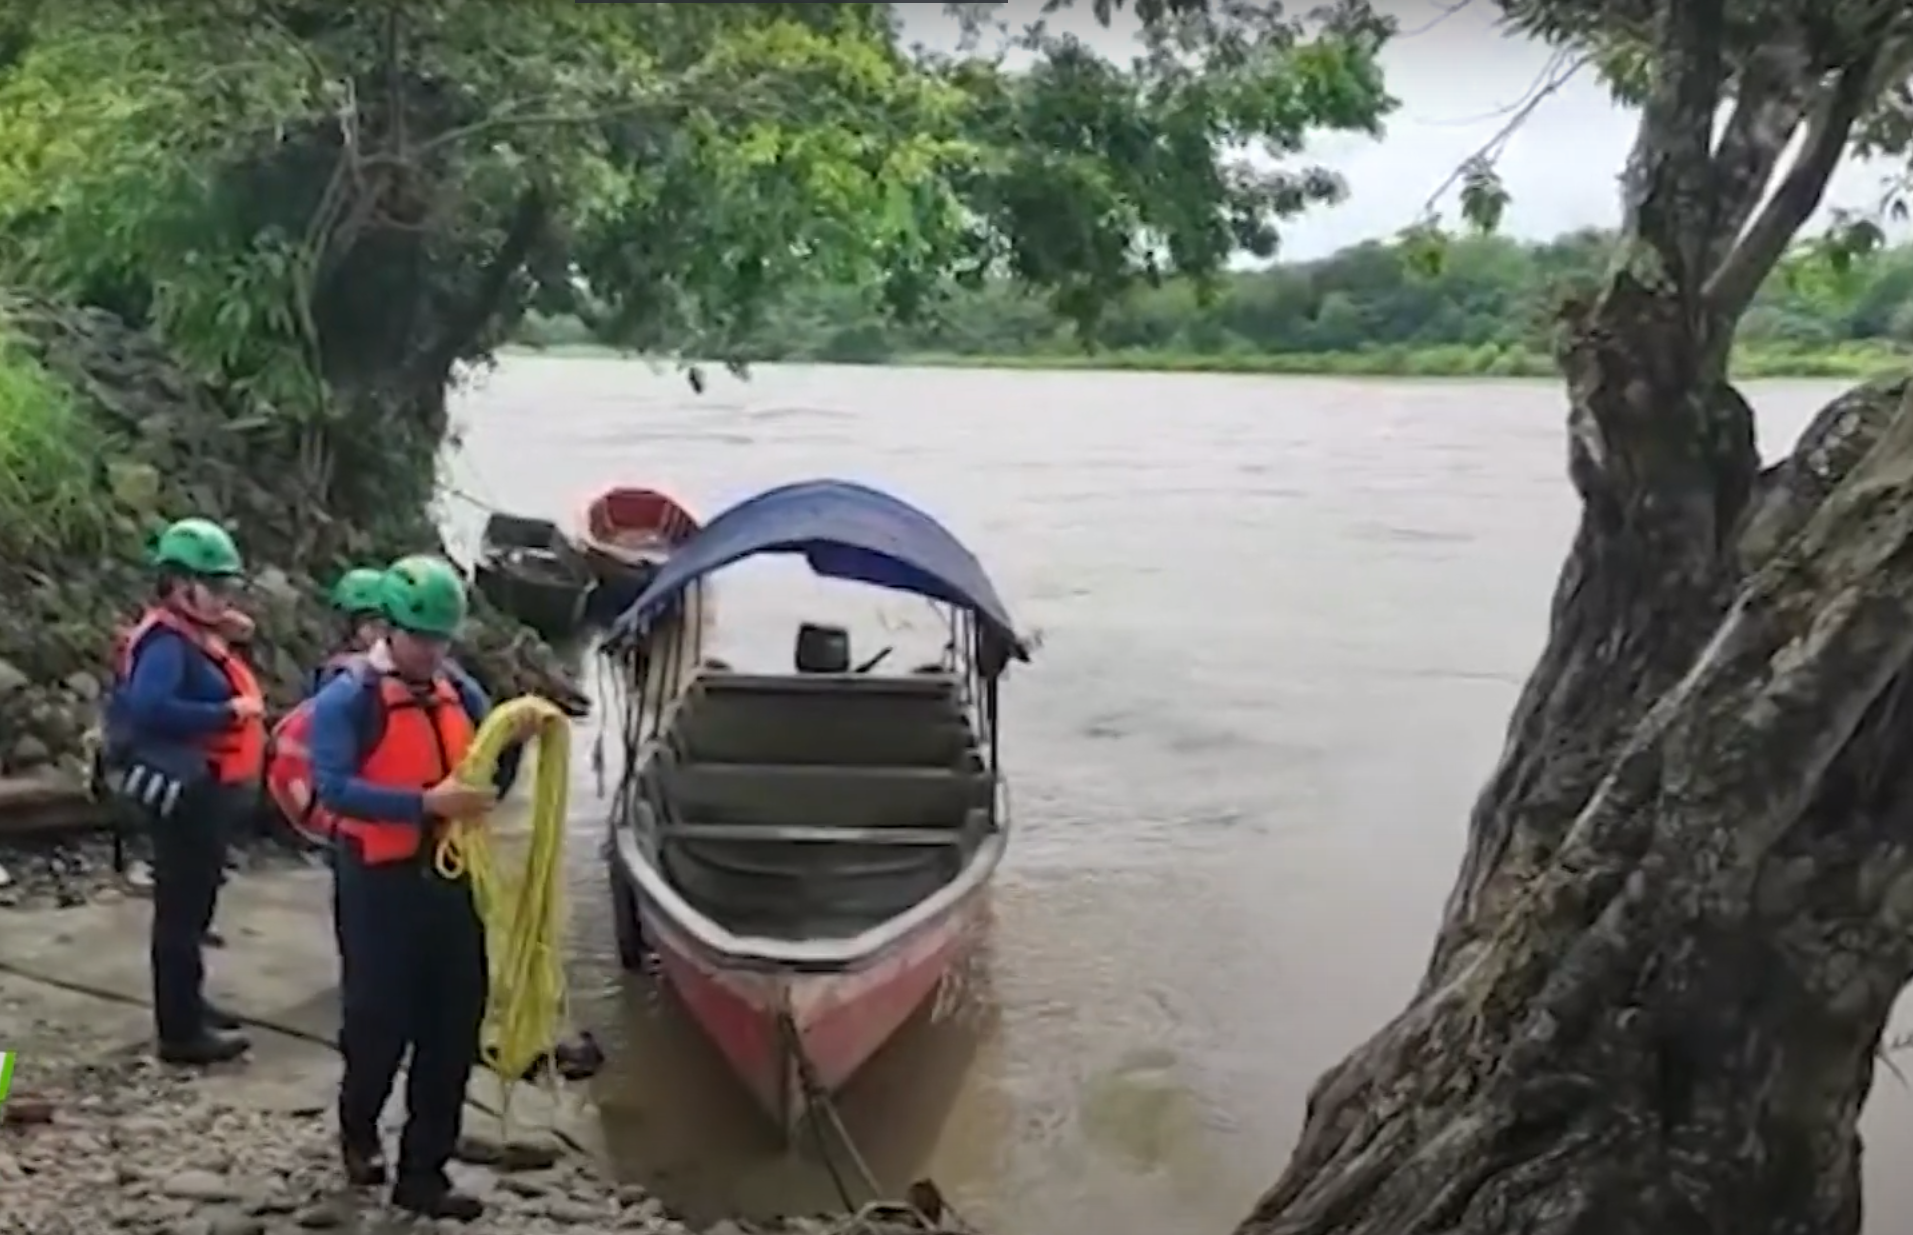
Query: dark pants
[
  {"left": 149, "top": 782, "right": 243, "bottom": 1045},
  {"left": 330, "top": 865, "right": 344, "bottom": 954},
  {"left": 335, "top": 851, "right": 487, "bottom": 1190}
]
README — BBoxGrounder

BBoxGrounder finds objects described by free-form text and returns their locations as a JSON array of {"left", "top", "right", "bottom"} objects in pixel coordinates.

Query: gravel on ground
[
  {"left": 0, "top": 900, "right": 966, "bottom": 1235},
  {"left": 0, "top": 832, "right": 319, "bottom": 910}
]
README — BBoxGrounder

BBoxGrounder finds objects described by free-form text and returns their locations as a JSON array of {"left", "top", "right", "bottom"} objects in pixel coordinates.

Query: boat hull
[
  {"left": 472, "top": 563, "right": 589, "bottom": 643},
  {"left": 576, "top": 487, "right": 699, "bottom": 587},
  {"left": 579, "top": 541, "right": 663, "bottom": 588},
  {"left": 637, "top": 889, "right": 982, "bottom": 1132}
]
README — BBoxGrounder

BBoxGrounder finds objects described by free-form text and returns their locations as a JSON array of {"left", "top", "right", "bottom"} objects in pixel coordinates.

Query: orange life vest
[
  {"left": 117, "top": 607, "right": 268, "bottom": 786},
  {"left": 263, "top": 653, "right": 364, "bottom": 846},
  {"left": 331, "top": 673, "right": 476, "bottom": 865}
]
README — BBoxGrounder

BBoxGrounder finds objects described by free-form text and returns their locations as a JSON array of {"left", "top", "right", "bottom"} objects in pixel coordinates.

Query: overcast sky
[{"left": 903, "top": 1, "right": 1905, "bottom": 261}]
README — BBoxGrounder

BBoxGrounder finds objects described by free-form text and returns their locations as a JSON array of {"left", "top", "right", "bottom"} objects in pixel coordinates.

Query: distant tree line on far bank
[{"left": 512, "top": 228, "right": 1913, "bottom": 378}]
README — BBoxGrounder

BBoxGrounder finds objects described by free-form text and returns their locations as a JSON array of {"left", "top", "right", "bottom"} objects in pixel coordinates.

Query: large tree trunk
[
  {"left": 1235, "top": 367, "right": 1913, "bottom": 1235},
  {"left": 1233, "top": 2, "right": 1913, "bottom": 1230}
]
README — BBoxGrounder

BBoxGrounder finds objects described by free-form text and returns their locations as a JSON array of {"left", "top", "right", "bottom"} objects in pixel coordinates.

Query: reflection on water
[{"left": 453, "top": 364, "right": 1889, "bottom": 1235}]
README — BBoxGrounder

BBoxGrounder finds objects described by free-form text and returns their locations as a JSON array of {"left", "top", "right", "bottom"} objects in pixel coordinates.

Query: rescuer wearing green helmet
[
  {"left": 101, "top": 517, "right": 266, "bottom": 1066},
  {"left": 305, "top": 568, "right": 390, "bottom": 698},
  {"left": 331, "top": 567, "right": 387, "bottom": 625},
  {"left": 305, "top": 554, "right": 531, "bottom": 1218}
]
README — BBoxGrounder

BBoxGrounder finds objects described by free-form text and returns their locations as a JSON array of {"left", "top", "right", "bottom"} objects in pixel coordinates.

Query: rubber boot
[
  {"left": 157, "top": 1030, "right": 250, "bottom": 1066},
  {"left": 341, "top": 1135, "right": 389, "bottom": 1187},
  {"left": 390, "top": 1178, "right": 484, "bottom": 1222},
  {"left": 203, "top": 1001, "right": 242, "bottom": 1031}
]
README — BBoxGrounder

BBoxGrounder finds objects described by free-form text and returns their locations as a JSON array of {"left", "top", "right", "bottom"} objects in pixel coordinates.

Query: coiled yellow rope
[{"left": 430, "top": 695, "right": 573, "bottom": 1104}]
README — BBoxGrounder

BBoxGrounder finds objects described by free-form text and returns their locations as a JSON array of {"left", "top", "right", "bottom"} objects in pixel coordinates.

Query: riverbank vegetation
[
  {"left": 513, "top": 229, "right": 1913, "bottom": 378},
  {"left": 0, "top": 0, "right": 1407, "bottom": 777},
  {"left": 0, "top": 1, "right": 1393, "bottom": 552},
  {"left": 0, "top": 327, "right": 116, "bottom": 557}
]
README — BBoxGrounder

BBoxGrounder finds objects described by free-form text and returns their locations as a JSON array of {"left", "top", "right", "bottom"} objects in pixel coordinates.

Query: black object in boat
[{"left": 795, "top": 623, "right": 851, "bottom": 673}]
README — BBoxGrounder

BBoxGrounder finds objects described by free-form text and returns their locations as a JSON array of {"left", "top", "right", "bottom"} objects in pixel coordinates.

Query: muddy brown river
[{"left": 450, "top": 361, "right": 1913, "bottom": 1234}]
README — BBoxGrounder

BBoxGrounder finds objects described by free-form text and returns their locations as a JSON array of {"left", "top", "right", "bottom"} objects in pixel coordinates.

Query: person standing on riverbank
[
  {"left": 308, "top": 554, "right": 528, "bottom": 1221},
  {"left": 309, "top": 568, "right": 388, "bottom": 695},
  {"left": 104, "top": 517, "right": 268, "bottom": 1066},
  {"left": 264, "top": 567, "right": 392, "bottom": 926}
]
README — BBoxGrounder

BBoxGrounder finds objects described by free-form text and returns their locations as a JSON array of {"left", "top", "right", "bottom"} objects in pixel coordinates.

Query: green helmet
[
  {"left": 152, "top": 517, "right": 244, "bottom": 578},
  {"left": 329, "top": 568, "right": 386, "bottom": 617},
  {"left": 381, "top": 554, "right": 466, "bottom": 638}
]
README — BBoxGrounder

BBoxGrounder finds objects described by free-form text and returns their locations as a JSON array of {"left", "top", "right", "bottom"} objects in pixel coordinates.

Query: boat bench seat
[
  {"left": 654, "top": 761, "right": 992, "bottom": 830},
  {"left": 636, "top": 695, "right": 995, "bottom": 935},
  {"left": 656, "top": 809, "right": 979, "bottom": 936},
  {"left": 690, "top": 671, "right": 965, "bottom": 698},
  {"left": 662, "top": 822, "right": 966, "bottom": 846},
  {"left": 669, "top": 675, "right": 975, "bottom": 768}
]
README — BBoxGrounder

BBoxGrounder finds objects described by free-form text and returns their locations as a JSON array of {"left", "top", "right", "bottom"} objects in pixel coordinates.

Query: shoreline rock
[
  {"left": 2, "top": 1023, "right": 969, "bottom": 1235},
  {"left": 3, "top": 1049, "right": 675, "bottom": 1235}
]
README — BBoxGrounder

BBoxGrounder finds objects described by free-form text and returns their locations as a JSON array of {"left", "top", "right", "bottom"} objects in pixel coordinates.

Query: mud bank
[
  {"left": 0, "top": 865, "right": 965, "bottom": 1235},
  {"left": 0, "top": 296, "right": 587, "bottom": 843}
]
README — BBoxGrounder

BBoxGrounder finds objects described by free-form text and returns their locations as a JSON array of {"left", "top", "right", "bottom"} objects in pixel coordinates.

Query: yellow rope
[{"left": 430, "top": 695, "right": 573, "bottom": 1110}]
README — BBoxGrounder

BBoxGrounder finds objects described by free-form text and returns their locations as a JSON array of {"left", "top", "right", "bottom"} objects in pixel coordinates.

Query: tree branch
[
  {"left": 1703, "top": 52, "right": 1881, "bottom": 322},
  {"left": 410, "top": 186, "right": 549, "bottom": 386},
  {"left": 1621, "top": 0, "right": 1728, "bottom": 296},
  {"left": 1702, "top": 45, "right": 1812, "bottom": 277},
  {"left": 1419, "top": 48, "right": 1592, "bottom": 219},
  {"left": 408, "top": 60, "right": 777, "bottom": 161}
]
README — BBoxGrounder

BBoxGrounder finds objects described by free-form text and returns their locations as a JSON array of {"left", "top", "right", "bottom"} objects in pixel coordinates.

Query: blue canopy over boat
[{"left": 603, "top": 479, "right": 1027, "bottom": 657}]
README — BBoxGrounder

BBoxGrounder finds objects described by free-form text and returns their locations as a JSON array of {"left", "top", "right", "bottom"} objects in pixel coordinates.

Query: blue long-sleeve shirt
[
  {"left": 309, "top": 662, "right": 522, "bottom": 826},
  {"left": 116, "top": 627, "right": 238, "bottom": 741},
  {"left": 306, "top": 657, "right": 356, "bottom": 700}
]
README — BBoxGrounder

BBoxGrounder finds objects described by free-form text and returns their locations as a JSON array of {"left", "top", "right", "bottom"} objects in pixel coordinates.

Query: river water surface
[{"left": 448, "top": 361, "right": 1913, "bottom": 1235}]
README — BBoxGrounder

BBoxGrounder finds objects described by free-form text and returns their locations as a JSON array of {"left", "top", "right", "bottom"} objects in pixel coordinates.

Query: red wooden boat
[
  {"left": 574, "top": 486, "right": 699, "bottom": 583},
  {"left": 600, "top": 480, "right": 1030, "bottom": 1135}
]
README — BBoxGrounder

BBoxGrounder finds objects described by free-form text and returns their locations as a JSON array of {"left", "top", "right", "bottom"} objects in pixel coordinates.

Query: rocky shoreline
[
  {"left": 11, "top": 1064, "right": 961, "bottom": 1235},
  {"left": 0, "top": 857, "right": 966, "bottom": 1235},
  {"left": 2, "top": 997, "right": 961, "bottom": 1235},
  {"left": 5, "top": 1044, "right": 704, "bottom": 1235},
  {"left": 0, "top": 831, "right": 318, "bottom": 910}
]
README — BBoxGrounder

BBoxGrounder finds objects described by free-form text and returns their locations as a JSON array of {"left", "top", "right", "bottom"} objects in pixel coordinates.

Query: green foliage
[
  {"left": 530, "top": 226, "right": 1913, "bottom": 378},
  {"left": 942, "top": 2, "right": 1393, "bottom": 326},
  {"left": 884, "top": 340, "right": 1905, "bottom": 379},
  {"left": 0, "top": 325, "right": 116, "bottom": 557},
  {"left": 0, "top": 0, "right": 1397, "bottom": 539},
  {"left": 1406, "top": 2, "right": 1913, "bottom": 307},
  {"left": 0, "top": 9, "right": 327, "bottom": 411},
  {"left": 1456, "top": 157, "right": 1511, "bottom": 235}
]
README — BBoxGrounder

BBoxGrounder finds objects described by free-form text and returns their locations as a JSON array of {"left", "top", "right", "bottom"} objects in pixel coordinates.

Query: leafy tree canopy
[{"left": 0, "top": 0, "right": 1393, "bottom": 514}]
